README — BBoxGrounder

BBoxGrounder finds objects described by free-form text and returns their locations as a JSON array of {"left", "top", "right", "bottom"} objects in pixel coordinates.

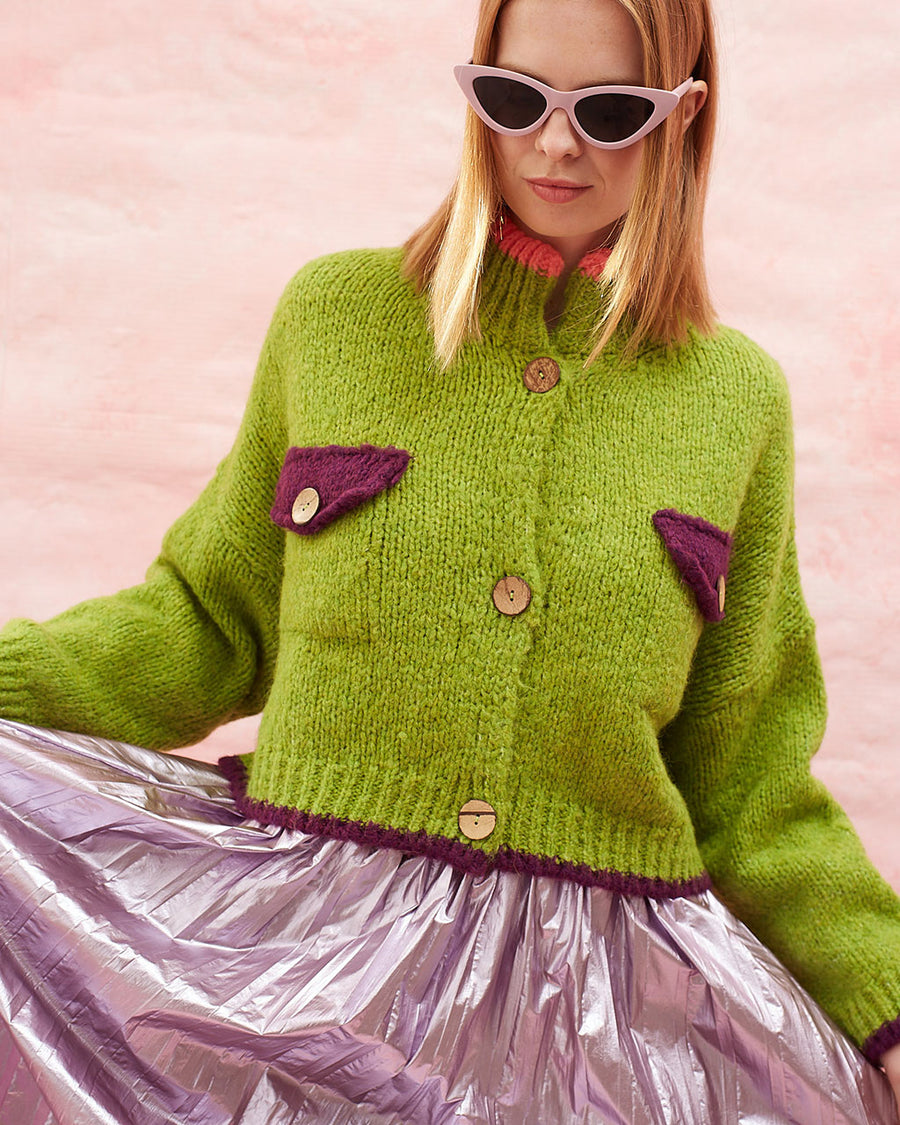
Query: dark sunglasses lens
[
  {"left": 472, "top": 76, "right": 546, "bottom": 130},
  {"left": 574, "top": 93, "right": 654, "bottom": 142}
]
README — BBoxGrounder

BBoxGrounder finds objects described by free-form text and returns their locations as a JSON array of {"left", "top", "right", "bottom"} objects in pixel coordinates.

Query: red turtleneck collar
[{"left": 491, "top": 208, "right": 612, "bottom": 281}]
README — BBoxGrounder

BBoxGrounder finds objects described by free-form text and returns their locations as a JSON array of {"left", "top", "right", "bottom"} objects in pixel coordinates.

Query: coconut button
[
  {"left": 492, "top": 576, "right": 532, "bottom": 616},
  {"left": 716, "top": 574, "right": 726, "bottom": 614},
  {"left": 458, "top": 800, "right": 496, "bottom": 841},
  {"left": 522, "top": 357, "right": 560, "bottom": 393},
  {"left": 291, "top": 487, "right": 320, "bottom": 525}
]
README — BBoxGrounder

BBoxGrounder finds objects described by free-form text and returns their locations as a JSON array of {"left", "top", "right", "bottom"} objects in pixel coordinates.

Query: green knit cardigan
[{"left": 2, "top": 220, "right": 899, "bottom": 1059}]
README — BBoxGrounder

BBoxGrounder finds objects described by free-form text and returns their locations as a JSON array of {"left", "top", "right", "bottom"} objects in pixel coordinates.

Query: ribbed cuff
[
  {"left": 0, "top": 619, "right": 47, "bottom": 727},
  {"left": 863, "top": 1014, "right": 900, "bottom": 1064}
]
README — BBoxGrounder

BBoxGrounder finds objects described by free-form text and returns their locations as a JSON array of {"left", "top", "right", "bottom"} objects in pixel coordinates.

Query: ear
[{"left": 680, "top": 79, "right": 708, "bottom": 133}]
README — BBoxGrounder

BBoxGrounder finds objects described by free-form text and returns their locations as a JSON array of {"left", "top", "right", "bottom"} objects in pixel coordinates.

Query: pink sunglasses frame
[{"left": 454, "top": 64, "right": 695, "bottom": 150}]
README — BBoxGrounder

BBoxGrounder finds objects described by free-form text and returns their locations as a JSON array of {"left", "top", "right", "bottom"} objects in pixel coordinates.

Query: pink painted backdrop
[{"left": 1, "top": 2, "right": 898, "bottom": 886}]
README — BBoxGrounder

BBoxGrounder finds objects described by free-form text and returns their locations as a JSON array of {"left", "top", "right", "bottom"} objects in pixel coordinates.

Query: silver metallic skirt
[{"left": 0, "top": 719, "right": 895, "bottom": 1124}]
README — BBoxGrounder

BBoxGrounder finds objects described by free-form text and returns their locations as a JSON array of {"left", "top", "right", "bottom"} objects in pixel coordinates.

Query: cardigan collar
[
  {"left": 490, "top": 208, "right": 612, "bottom": 282},
  {"left": 476, "top": 208, "right": 617, "bottom": 363}
]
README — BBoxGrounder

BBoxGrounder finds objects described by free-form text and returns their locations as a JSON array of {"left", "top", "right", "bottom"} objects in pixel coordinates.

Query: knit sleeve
[
  {"left": 0, "top": 282, "right": 294, "bottom": 751},
  {"left": 658, "top": 363, "right": 900, "bottom": 1061}
]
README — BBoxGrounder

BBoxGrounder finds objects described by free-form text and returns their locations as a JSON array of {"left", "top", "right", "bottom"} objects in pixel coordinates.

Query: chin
[{"left": 511, "top": 204, "right": 604, "bottom": 241}]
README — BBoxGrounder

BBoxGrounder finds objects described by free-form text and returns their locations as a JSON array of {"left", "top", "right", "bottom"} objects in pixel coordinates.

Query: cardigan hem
[
  {"left": 219, "top": 754, "right": 713, "bottom": 900},
  {"left": 862, "top": 1014, "right": 900, "bottom": 1064}
]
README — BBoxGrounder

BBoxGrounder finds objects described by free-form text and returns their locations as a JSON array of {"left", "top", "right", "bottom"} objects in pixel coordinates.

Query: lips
[
  {"left": 527, "top": 178, "right": 590, "bottom": 189},
  {"left": 526, "top": 178, "right": 592, "bottom": 204}
]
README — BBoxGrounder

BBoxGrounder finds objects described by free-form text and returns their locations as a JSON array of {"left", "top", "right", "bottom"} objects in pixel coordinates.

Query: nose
[{"left": 535, "top": 107, "right": 584, "bottom": 160}]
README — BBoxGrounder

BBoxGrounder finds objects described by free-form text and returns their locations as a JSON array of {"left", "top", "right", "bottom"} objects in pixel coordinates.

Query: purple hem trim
[
  {"left": 862, "top": 1014, "right": 900, "bottom": 1064},
  {"left": 218, "top": 755, "right": 712, "bottom": 900}
]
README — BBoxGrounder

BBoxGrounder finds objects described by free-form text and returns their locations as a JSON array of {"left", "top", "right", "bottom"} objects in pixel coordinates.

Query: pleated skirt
[{"left": 0, "top": 719, "right": 895, "bottom": 1125}]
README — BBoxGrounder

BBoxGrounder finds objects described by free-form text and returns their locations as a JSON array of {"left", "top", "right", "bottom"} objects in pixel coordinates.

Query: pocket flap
[
  {"left": 652, "top": 508, "right": 733, "bottom": 622},
  {"left": 271, "top": 444, "right": 411, "bottom": 535}
]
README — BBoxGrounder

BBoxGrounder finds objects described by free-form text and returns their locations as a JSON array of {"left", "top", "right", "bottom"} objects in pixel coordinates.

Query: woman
[{"left": 1, "top": 0, "right": 899, "bottom": 1121}]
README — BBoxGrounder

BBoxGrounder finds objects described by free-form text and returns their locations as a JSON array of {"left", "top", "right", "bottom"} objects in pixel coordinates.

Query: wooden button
[
  {"left": 291, "top": 487, "right": 320, "bottom": 525},
  {"left": 522, "top": 357, "right": 560, "bottom": 393},
  {"left": 716, "top": 574, "right": 726, "bottom": 614},
  {"left": 458, "top": 799, "right": 496, "bottom": 840},
  {"left": 492, "top": 576, "right": 532, "bottom": 616}
]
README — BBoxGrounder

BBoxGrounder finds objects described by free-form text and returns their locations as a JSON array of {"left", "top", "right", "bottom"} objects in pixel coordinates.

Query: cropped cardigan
[{"left": 2, "top": 217, "right": 900, "bottom": 1060}]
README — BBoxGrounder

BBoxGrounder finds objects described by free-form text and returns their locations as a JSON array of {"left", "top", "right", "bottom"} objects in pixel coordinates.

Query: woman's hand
[{"left": 881, "top": 1042, "right": 900, "bottom": 1119}]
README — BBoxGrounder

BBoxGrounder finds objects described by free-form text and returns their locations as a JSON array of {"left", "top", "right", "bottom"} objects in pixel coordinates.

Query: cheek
[
  {"left": 592, "top": 142, "right": 644, "bottom": 198},
  {"left": 623, "top": 143, "right": 645, "bottom": 184},
  {"left": 490, "top": 134, "right": 528, "bottom": 180}
]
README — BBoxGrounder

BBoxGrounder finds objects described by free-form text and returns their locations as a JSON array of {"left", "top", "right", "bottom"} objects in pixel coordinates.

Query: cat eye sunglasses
[{"left": 454, "top": 64, "right": 694, "bottom": 150}]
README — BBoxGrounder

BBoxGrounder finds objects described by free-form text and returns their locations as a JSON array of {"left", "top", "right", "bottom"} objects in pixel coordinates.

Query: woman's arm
[
  {"left": 658, "top": 368, "right": 900, "bottom": 1066},
  {"left": 0, "top": 283, "right": 294, "bottom": 750}
]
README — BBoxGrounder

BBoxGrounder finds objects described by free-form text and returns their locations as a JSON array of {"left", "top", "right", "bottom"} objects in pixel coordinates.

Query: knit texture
[
  {"left": 2, "top": 216, "right": 900, "bottom": 1056},
  {"left": 219, "top": 753, "right": 712, "bottom": 898}
]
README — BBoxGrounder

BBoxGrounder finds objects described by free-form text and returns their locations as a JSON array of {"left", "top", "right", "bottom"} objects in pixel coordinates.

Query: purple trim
[
  {"left": 270, "top": 444, "right": 411, "bottom": 536},
  {"left": 218, "top": 755, "right": 712, "bottom": 900},
  {"left": 862, "top": 1014, "right": 900, "bottom": 1064},
  {"left": 652, "top": 508, "right": 733, "bottom": 623}
]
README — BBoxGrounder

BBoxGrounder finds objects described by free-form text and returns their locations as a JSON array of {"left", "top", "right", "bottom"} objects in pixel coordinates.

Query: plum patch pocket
[
  {"left": 271, "top": 444, "right": 411, "bottom": 535},
  {"left": 271, "top": 444, "right": 411, "bottom": 638},
  {"left": 652, "top": 508, "right": 733, "bottom": 623}
]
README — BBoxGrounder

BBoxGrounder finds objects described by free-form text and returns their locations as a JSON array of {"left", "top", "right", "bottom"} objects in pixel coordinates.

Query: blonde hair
[{"left": 402, "top": 0, "right": 719, "bottom": 370}]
